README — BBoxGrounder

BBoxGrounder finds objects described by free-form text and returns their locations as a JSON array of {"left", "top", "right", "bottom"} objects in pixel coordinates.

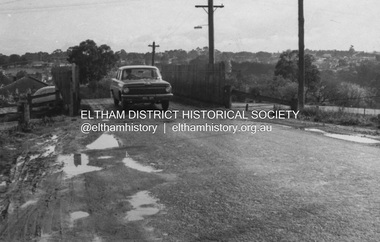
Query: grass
[
  {"left": 80, "top": 79, "right": 112, "bottom": 99},
  {"left": 299, "top": 107, "right": 380, "bottom": 128}
]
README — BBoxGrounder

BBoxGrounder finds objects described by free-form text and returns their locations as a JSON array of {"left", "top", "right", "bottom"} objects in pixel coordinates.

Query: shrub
[{"left": 299, "top": 107, "right": 377, "bottom": 127}]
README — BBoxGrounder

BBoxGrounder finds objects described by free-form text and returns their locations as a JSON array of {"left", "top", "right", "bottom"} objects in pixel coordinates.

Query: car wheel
[
  {"left": 161, "top": 100, "right": 169, "bottom": 111},
  {"left": 122, "top": 100, "right": 129, "bottom": 110}
]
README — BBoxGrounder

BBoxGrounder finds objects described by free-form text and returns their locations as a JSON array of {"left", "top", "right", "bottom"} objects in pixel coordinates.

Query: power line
[
  {"left": 0, "top": 0, "right": 136, "bottom": 14},
  {"left": 0, "top": 0, "right": 25, "bottom": 6}
]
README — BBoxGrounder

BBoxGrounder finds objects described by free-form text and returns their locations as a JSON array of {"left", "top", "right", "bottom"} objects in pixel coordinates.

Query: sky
[{"left": 1, "top": 0, "right": 380, "bottom": 55}]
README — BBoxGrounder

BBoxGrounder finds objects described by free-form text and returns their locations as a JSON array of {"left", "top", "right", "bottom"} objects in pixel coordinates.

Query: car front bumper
[{"left": 121, "top": 93, "right": 173, "bottom": 103}]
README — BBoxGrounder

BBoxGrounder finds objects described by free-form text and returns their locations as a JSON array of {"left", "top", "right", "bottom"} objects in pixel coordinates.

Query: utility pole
[
  {"left": 148, "top": 41, "right": 159, "bottom": 66},
  {"left": 195, "top": 0, "right": 224, "bottom": 65},
  {"left": 298, "top": 0, "right": 305, "bottom": 111}
]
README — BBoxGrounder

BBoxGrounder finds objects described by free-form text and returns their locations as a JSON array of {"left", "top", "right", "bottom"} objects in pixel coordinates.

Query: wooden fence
[
  {"left": 160, "top": 63, "right": 228, "bottom": 106},
  {"left": 18, "top": 91, "right": 61, "bottom": 123},
  {"left": 51, "top": 64, "right": 80, "bottom": 116}
]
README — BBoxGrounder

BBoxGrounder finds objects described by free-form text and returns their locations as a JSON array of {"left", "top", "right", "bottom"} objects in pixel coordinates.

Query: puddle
[
  {"left": 305, "top": 128, "right": 380, "bottom": 144},
  {"left": 304, "top": 128, "right": 326, "bottom": 134},
  {"left": 39, "top": 231, "right": 52, "bottom": 242},
  {"left": 69, "top": 211, "right": 89, "bottom": 227},
  {"left": 122, "top": 152, "right": 162, "bottom": 173},
  {"left": 58, "top": 154, "right": 102, "bottom": 179},
  {"left": 325, "top": 133, "right": 380, "bottom": 144},
  {"left": 20, "top": 199, "right": 38, "bottom": 209},
  {"left": 125, "top": 191, "right": 164, "bottom": 221},
  {"left": 92, "top": 235, "right": 103, "bottom": 242},
  {"left": 86, "top": 133, "right": 119, "bottom": 150},
  {"left": 42, "top": 145, "right": 56, "bottom": 157}
]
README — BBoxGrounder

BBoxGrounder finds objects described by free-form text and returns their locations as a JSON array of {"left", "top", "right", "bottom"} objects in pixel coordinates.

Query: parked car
[
  {"left": 32, "top": 86, "right": 62, "bottom": 108},
  {"left": 110, "top": 65, "right": 173, "bottom": 110}
]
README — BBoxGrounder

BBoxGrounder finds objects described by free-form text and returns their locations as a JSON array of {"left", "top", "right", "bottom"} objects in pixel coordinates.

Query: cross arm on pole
[{"left": 195, "top": 4, "right": 224, "bottom": 13}]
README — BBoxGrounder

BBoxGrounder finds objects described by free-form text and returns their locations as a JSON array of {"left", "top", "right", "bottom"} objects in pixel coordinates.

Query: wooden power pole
[
  {"left": 298, "top": 0, "right": 305, "bottom": 110},
  {"left": 148, "top": 41, "right": 159, "bottom": 66},
  {"left": 195, "top": 0, "right": 224, "bottom": 65}
]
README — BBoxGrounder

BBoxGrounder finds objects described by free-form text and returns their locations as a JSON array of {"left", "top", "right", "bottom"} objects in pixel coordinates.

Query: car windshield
[{"left": 121, "top": 68, "right": 161, "bottom": 81}]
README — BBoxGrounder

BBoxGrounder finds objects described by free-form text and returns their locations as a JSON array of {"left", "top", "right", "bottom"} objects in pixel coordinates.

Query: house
[
  {"left": 0, "top": 73, "right": 12, "bottom": 88},
  {"left": 31, "top": 61, "right": 47, "bottom": 68},
  {"left": 0, "top": 75, "right": 48, "bottom": 96}
]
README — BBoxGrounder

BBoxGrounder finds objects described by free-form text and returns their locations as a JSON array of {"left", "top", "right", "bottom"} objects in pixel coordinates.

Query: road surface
[{"left": 1, "top": 100, "right": 380, "bottom": 241}]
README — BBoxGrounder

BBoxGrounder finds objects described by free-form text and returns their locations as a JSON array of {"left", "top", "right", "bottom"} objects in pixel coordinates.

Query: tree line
[
  {"left": 233, "top": 50, "right": 380, "bottom": 108},
  {"left": 1, "top": 39, "right": 379, "bottom": 108}
]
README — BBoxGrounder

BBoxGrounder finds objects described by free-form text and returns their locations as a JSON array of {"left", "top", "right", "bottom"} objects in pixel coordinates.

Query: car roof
[
  {"left": 38, "top": 86, "right": 56, "bottom": 90},
  {"left": 118, "top": 65, "right": 157, "bottom": 70}
]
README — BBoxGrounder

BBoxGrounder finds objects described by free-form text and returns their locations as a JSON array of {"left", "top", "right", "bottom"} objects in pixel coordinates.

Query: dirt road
[{"left": 1, "top": 100, "right": 380, "bottom": 241}]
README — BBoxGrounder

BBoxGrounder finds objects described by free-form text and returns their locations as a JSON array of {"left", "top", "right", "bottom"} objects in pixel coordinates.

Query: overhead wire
[
  {"left": 0, "top": 0, "right": 138, "bottom": 14},
  {"left": 0, "top": 0, "right": 25, "bottom": 6}
]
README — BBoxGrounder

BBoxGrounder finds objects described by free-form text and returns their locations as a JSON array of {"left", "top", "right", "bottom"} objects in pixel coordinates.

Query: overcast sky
[{"left": 1, "top": 0, "right": 380, "bottom": 55}]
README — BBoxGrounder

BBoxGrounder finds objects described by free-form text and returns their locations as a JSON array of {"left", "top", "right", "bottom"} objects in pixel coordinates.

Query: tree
[
  {"left": 334, "top": 82, "right": 372, "bottom": 108},
  {"left": 0, "top": 54, "right": 9, "bottom": 68},
  {"left": 15, "top": 70, "right": 28, "bottom": 80},
  {"left": 9, "top": 54, "right": 21, "bottom": 65},
  {"left": 189, "top": 55, "right": 208, "bottom": 66},
  {"left": 274, "top": 50, "right": 299, "bottom": 82},
  {"left": 67, "top": 40, "right": 118, "bottom": 87},
  {"left": 317, "top": 70, "right": 340, "bottom": 103},
  {"left": 274, "top": 50, "right": 320, "bottom": 102},
  {"left": 115, "top": 49, "right": 127, "bottom": 60},
  {"left": 349, "top": 45, "right": 355, "bottom": 56}
]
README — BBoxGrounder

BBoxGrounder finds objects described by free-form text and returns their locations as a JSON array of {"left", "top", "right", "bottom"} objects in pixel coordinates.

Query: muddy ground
[{"left": 1, "top": 101, "right": 380, "bottom": 241}]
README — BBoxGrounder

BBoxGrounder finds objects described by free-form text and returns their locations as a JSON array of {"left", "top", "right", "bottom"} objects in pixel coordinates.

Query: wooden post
[
  {"left": 298, "top": 0, "right": 305, "bottom": 111},
  {"left": 69, "top": 70, "right": 74, "bottom": 117},
  {"left": 70, "top": 64, "right": 79, "bottom": 116},
  {"left": 223, "top": 85, "right": 232, "bottom": 109},
  {"left": 23, "top": 94, "right": 31, "bottom": 125},
  {"left": 55, "top": 89, "right": 60, "bottom": 107}
]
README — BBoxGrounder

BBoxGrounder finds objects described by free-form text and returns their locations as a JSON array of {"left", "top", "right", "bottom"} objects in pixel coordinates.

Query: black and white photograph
[{"left": 1, "top": 0, "right": 380, "bottom": 241}]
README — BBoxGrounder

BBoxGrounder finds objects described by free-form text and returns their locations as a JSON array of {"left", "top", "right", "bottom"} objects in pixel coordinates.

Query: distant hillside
[{"left": 231, "top": 61, "right": 275, "bottom": 76}]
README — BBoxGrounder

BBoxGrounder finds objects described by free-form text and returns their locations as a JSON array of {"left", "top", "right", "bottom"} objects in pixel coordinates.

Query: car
[
  {"left": 32, "top": 86, "right": 62, "bottom": 108},
  {"left": 110, "top": 65, "right": 173, "bottom": 111}
]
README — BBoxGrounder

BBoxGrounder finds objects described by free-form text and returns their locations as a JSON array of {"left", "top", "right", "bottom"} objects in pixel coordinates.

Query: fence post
[
  {"left": 223, "top": 85, "right": 232, "bottom": 109},
  {"left": 290, "top": 98, "right": 298, "bottom": 111},
  {"left": 69, "top": 64, "right": 79, "bottom": 116},
  {"left": 22, "top": 94, "right": 31, "bottom": 125}
]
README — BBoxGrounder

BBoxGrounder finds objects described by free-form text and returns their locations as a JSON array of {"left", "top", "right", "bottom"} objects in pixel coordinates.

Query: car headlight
[
  {"left": 165, "top": 85, "right": 172, "bottom": 93},
  {"left": 123, "top": 87, "right": 130, "bottom": 93}
]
